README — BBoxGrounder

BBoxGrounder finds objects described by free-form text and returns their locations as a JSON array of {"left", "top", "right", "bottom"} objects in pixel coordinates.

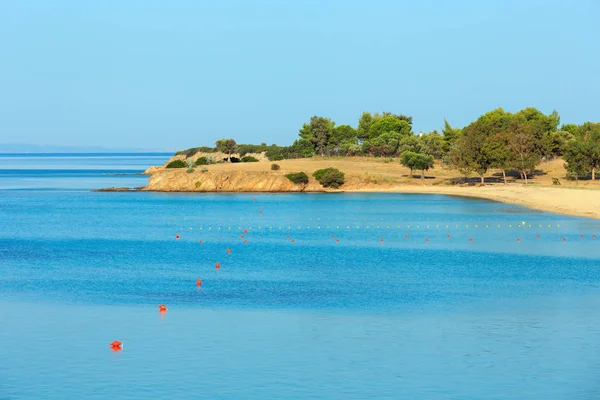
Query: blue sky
[{"left": 1, "top": 0, "right": 598, "bottom": 151}]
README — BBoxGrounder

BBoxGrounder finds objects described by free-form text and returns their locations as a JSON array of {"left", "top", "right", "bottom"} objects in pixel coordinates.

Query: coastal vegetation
[
  {"left": 285, "top": 172, "right": 309, "bottom": 185},
  {"left": 313, "top": 168, "right": 345, "bottom": 188},
  {"left": 167, "top": 107, "right": 599, "bottom": 185},
  {"left": 166, "top": 160, "right": 187, "bottom": 168}
]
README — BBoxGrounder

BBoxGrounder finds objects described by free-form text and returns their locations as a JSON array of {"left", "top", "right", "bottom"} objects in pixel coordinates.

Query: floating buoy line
[{"left": 109, "top": 199, "right": 598, "bottom": 351}]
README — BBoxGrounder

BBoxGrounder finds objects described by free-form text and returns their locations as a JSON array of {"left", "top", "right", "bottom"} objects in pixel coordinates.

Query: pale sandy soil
[
  {"left": 145, "top": 156, "right": 600, "bottom": 220},
  {"left": 361, "top": 185, "right": 600, "bottom": 220}
]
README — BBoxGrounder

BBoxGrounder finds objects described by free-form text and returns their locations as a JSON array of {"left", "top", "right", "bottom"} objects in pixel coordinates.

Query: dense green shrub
[
  {"left": 166, "top": 160, "right": 187, "bottom": 168},
  {"left": 312, "top": 168, "right": 337, "bottom": 181},
  {"left": 240, "top": 155, "right": 259, "bottom": 163},
  {"left": 315, "top": 168, "right": 345, "bottom": 188},
  {"left": 285, "top": 172, "right": 309, "bottom": 185},
  {"left": 195, "top": 156, "right": 209, "bottom": 165},
  {"left": 271, "top": 163, "right": 280, "bottom": 171}
]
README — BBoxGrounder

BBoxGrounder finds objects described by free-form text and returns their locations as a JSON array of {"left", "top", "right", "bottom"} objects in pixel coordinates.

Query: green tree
[
  {"left": 420, "top": 131, "right": 444, "bottom": 159},
  {"left": 329, "top": 125, "right": 357, "bottom": 148},
  {"left": 380, "top": 112, "right": 413, "bottom": 125},
  {"left": 560, "top": 123, "right": 580, "bottom": 136},
  {"left": 398, "top": 135, "right": 425, "bottom": 154},
  {"left": 507, "top": 119, "right": 539, "bottom": 185},
  {"left": 357, "top": 112, "right": 374, "bottom": 141},
  {"left": 441, "top": 119, "right": 461, "bottom": 156},
  {"left": 369, "top": 116, "right": 412, "bottom": 139},
  {"left": 484, "top": 132, "right": 512, "bottom": 184},
  {"left": 514, "top": 107, "right": 560, "bottom": 159},
  {"left": 290, "top": 138, "right": 314, "bottom": 158},
  {"left": 449, "top": 108, "right": 512, "bottom": 184},
  {"left": 370, "top": 131, "right": 405, "bottom": 156},
  {"left": 564, "top": 140, "right": 591, "bottom": 182},
  {"left": 299, "top": 116, "right": 335, "bottom": 156},
  {"left": 400, "top": 151, "right": 434, "bottom": 180},
  {"left": 215, "top": 138, "right": 237, "bottom": 162},
  {"left": 544, "top": 130, "right": 573, "bottom": 158},
  {"left": 570, "top": 122, "right": 600, "bottom": 180}
]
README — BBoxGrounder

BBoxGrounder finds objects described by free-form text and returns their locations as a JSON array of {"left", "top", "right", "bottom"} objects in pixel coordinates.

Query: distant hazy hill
[{"left": 0, "top": 144, "right": 172, "bottom": 153}]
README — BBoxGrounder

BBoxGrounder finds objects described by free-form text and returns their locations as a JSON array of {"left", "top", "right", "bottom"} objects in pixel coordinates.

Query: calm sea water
[{"left": 1, "top": 154, "right": 599, "bottom": 399}]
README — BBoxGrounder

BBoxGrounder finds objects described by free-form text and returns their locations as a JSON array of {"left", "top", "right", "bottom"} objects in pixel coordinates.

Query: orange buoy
[
  {"left": 286, "top": 235, "right": 290, "bottom": 239},
  {"left": 291, "top": 239, "right": 295, "bottom": 243},
  {"left": 244, "top": 229, "right": 248, "bottom": 234},
  {"left": 516, "top": 238, "right": 520, "bottom": 242},
  {"left": 175, "top": 234, "right": 180, "bottom": 239},
  {"left": 110, "top": 340, "right": 122, "bottom": 350},
  {"left": 331, "top": 234, "right": 335, "bottom": 238},
  {"left": 216, "top": 262, "right": 221, "bottom": 270},
  {"left": 405, "top": 234, "right": 408, "bottom": 239},
  {"left": 196, "top": 279, "right": 202, "bottom": 287},
  {"left": 536, "top": 234, "right": 540, "bottom": 239},
  {"left": 469, "top": 238, "right": 473, "bottom": 242},
  {"left": 425, "top": 238, "right": 429, "bottom": 242},
  {"left": 593, "top": 234, "right": 597, "bottom": 238},
  {"left": 259, "top": 210, "right": 263, "bottom": 214},
  {"left": 447, "top": 234, "right": 451, "bottom": 238},
  {"left": 240, "top": 235, "right": 244, "bottom": 239},
  {"left": 227, "top": 248, "right": 231, "bottom": 254},
  {"left": 244, "top": 239, "right": 248, "bottom": 243},
  {"left": 253, "top": 197, "right": 256, "bottom": 201},
  {"left": 199, "top": 240, "right": 203, "bottom": 244},
  {"left": 562, "top": 237, "right": 566, "bottom": 242},
  {"left": 335, "top": 238, "right": 339, "bottom": 243},
  {"left": 380, "top": 238, "right": 384, "bottom": 242},
  {"left": 580, "top": 234, "right": 584, "bottom": 238},
  {"left": 158, "top": 304, "right": 167, "bottom": 312}
]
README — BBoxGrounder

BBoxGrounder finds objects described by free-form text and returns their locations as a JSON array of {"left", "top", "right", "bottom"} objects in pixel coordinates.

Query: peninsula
[{"left": 139, "top": 108, "right": 600, "bottom": 219}]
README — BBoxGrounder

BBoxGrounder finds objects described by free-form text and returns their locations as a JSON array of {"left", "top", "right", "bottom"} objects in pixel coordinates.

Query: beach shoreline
[
  {"left": 132, "top": 157, "right": 600, "bottom": 221},
  {"left": 349, "top": 185, "right": 600, "bottom": 220}
]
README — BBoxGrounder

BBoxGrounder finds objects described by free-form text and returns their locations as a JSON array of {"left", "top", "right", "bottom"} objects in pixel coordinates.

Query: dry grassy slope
[{"left": 145, "top": 156, "right": 600, "bottom": 190}]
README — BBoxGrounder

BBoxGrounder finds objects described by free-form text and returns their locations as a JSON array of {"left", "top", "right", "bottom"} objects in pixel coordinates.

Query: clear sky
[{"left": 1, "top": 0, "right": 598, "bottom": 151}]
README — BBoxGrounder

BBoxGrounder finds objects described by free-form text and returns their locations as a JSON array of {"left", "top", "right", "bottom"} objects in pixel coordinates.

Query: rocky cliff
[{"left": 144, "top": 169, "right": 394, "bottom": 192}]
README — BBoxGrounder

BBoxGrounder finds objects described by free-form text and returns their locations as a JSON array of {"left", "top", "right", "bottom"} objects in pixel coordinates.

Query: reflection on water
[{"left": 1, "top": 155, "right": 599, "bottom": 399}]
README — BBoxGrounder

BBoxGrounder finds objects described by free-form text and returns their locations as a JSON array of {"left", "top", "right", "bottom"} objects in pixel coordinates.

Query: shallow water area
[{"left": 1, "top": 155, "right": 600, "bottom": 399}]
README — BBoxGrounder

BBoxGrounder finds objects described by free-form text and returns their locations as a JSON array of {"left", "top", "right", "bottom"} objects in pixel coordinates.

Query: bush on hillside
[
  {"left": 195, "top": 156, "right": 209, "bottom": 165},
  {"left": 186, "top": 160, "right": 196, "bottom": 173},
  {"left": 315, "top": 168, "right": 345, "bottom": 188},
  {"left": 285, "top": 172, "right": 309, "bottom": 185},
  {"left": 312, "top": 168, "right": 337, "bottom": 181},
  {"left": 166, "top": 160, "right": 187, "bottom": 168},
  {"left": 240, "top": 155, "right": 259, "bottom": 163},
  {"left": 271, "top": 163, "right": 280, "bottom": 171}
]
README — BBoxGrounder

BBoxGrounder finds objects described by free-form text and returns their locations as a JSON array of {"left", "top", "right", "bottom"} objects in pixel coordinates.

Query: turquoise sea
[{"left": 1, "top": 154, "right": 599, "bottom": 399}]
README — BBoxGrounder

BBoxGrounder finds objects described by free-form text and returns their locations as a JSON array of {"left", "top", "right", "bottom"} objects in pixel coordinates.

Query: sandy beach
[{"left": 360, "top": 185, "right": 600, "bottom": 220}]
